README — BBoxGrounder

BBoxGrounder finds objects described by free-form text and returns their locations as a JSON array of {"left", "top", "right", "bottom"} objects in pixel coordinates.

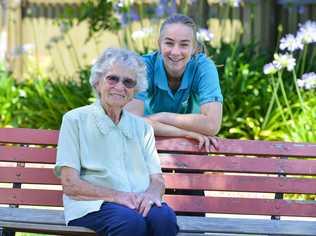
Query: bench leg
[{"left": 0, "top": 228, "right": 15, "bottom": 236}]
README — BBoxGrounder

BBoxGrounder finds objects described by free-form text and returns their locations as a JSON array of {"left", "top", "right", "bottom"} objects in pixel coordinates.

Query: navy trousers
[{"left": 68, "top": 202, "right": 179, "bottom": 236}]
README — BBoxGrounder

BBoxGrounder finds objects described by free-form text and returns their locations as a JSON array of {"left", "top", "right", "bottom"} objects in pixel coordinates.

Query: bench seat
[{"left": 1, "top": 207, "right": 316, "bottom": 236}]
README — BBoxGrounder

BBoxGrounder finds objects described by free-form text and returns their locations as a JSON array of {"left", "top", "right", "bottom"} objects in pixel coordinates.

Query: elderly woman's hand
[
  {"left": 113, "top": 191, "right": 140, "bottom": 210},
  {"left": 136, "top": 192, "right": 162, "bottom": 217}
]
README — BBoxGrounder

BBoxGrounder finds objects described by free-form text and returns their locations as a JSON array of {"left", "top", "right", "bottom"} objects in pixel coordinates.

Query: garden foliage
[{"left": 1, "top": 0, "right": 315, "bottom": 143}]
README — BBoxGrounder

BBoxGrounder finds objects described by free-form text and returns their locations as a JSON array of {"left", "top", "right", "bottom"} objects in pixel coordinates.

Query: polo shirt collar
[
  {"left": 155, "top": 52, "right": 192, "bottom": 91},
  {"left": 154, "top": 54, "right": 169, "bottom": 91},
  {"left": 92, "top": 100, "right": 132, "bottom": 139}
]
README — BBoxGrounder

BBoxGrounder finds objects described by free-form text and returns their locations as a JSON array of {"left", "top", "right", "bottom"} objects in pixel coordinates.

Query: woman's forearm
[
  {"left": 144, "top": 117, "right": 195, "bottom": 137},
  {"left": 62, "top": 172, "right": 116, "bottom": 201},
  {"left": 147, "top": 112, "right": 220, "bottom": 136}
]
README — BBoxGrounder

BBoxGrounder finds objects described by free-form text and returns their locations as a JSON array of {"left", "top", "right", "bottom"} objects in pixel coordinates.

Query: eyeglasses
[{"left": 104, "top": 75, "right": 137, "bottom": 89}]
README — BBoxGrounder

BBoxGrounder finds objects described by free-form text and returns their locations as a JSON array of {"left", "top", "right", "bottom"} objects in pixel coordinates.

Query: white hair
[{"left": 89, "top": 48, "right": 147, "bottom": 96}]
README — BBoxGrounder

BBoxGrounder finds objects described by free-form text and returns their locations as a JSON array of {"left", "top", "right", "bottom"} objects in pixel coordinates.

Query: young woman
[{"left": 126, "top": 14, "right": 223, "bottom": 151}]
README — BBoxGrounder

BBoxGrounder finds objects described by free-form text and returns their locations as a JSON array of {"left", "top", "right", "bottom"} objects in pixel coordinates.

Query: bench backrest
[{"left": 1, "top": 128, "right": 316, "bottom": 219}]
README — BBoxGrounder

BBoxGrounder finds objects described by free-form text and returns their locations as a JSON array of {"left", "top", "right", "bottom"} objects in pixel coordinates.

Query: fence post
[
  {"left": 8, "top": 0, "right": 23, "bottom": 79},
  {"left": 0, "top": 0, "right": 8, "bottom": 62},
  {"left": 262, "top": 0, "right": 278, "bottom": 53}
]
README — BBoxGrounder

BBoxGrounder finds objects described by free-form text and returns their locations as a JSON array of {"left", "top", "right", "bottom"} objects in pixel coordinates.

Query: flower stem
[
  {"left": 292, "top": 70, "right": 306, "bottom": 112},
  {"left": 278, "top": 71, "right": 296, "bottom": 129},
  {"left": 273, "top": 77, "right": 291, "bottom": 133},
  {"left": 262, "top": 76, "right": 279, "bottom": 129},
  {"left": 300, "top": 44, "right": 307, "bottom": 77}
]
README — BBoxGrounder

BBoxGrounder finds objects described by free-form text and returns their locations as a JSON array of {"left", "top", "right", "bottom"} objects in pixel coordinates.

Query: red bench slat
[
  {"left": 160, "top": 155, "right": 316, "bottom": 175},
  {"left": 0, "top": 146, "right": 56, "bottom": 163},
  {"left": 1, "top": 146, "right": 316, "bottom": 175},
  {"left": 1, "top": 128, "right": 316, "bottom": 158},
  {"left": 164, "top": 173, "right": 316, "bottom": 194},
  {"left": 0, "top": 167, "right": 59, "bottom": 185},
  {"left": 1, "top": 167, "right": 315, "bottom": 194},
  {"left": 0, "top": 128, "right": 58, "bottom": 145},
  {"left": 165, "top": 195, "right": 316, "bottom": 217},
  {"left": 156, "top": 137, "right": 316, "bottom": 157},
  {"left": 0, "top": 188, "right": 315, "bottom": 217},
  {"left": 0, "top": 188, "right": 63, "bottom": 206}
]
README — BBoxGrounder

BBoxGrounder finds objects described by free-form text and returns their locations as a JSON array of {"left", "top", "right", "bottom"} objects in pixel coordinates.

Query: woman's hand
[
  {"left": 136, "top": 192, "right": 162, "bottom": 217},
  {"left": 113, "top": 191, "right": 140, "bottom": 210},
  {"left": 185, "top": 131, "right": 219, "bottom": 152}
]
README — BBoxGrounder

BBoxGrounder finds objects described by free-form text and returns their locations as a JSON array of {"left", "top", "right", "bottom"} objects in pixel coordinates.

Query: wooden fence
[{"left": 1, "top": 0, "right": 316, "bottom": 79}]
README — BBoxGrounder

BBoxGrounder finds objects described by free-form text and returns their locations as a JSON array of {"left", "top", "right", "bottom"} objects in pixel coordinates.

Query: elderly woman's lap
[{"left": 68, "top": 202, "right": 178, "bottom": 236}]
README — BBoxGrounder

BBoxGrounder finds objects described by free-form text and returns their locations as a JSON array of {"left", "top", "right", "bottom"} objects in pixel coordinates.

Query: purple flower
[
  {"left": 155, "top": 5, "right": 165, "bottom": 17},
  {"left": 155, "top": 0, "right": 177, "bottom": 18},
  {"left": 166, "top": 0, "right": 177, "bottom": 15},
  {"left": 117, "top": 13, "right": 128, "bottom": 27},
  {"left": 129, "top": 8, "right": 140, "bottom": 22}
]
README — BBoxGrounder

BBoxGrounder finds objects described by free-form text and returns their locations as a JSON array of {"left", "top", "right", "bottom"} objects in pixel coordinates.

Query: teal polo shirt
[
  {"left": 54, "top": 100, "right": 162, "bottom": 224},
  {"left": 135, "top": 51, "right": 223, "bottom": 115}
]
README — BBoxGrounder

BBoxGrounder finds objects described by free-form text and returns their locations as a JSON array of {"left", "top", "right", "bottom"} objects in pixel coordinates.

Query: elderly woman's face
[{"left": 96, "top": 63, "right": 137, "bottom": 109}]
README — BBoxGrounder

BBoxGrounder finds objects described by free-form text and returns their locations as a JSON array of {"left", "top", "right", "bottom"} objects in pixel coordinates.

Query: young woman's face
[{"left": 159, "top": 23, "right": 195, "bottom": 79}]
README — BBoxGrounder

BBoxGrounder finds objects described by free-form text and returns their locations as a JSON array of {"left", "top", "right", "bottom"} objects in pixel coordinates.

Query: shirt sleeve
[
  {"left": 143, "top": 123, "right": 162, "bottom": 175},
  {"left": 195, "top": 56, "right": 223, "bottom": 105},
  {"left": 54, "top": 112, "right": 81, "bottom": 177}
]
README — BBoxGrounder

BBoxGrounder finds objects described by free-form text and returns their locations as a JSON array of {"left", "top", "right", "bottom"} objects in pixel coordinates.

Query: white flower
[
  {"left": 297, "top": 72, "right": 316, "bottom": 90},
  {"left": 263, "top": 63, "right": 278, "bottom": 75},
  {"left": 219, "top": 0, "right": 241, "bottom": 7},
  {"left": 279, "top": 34, "right": 303, "bottom": 52},
  {"left": 131, "top": 28, "right": 153, "bottom": 40},
  {"left": 19, "top": 89, "right": 26, "bottom": 98},
  {"left": 272, "top": 53, "right": 296, "bottom": 72},
  {"left": 297, "top": 21, "right": 316, "bottom": 44},
  {"left": 196, "top": 28, "right": 214, "bottom": 42},
  {"left": 12, "top": 44, "right": 34, "bottom": 58},
  {"left": 59, "top": 22, "right": 71, "bottom": 33},
  {"left": 297, "top": 79, "right": 305, "bottom": 88}
]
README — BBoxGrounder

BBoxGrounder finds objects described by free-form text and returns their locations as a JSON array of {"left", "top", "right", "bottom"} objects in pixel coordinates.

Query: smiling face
[
  {"left": 96, "top": 63, "right": 136, "bottom": 111},
  {"left": 159, "top": 23, "right": 196, "bottom": 80}
]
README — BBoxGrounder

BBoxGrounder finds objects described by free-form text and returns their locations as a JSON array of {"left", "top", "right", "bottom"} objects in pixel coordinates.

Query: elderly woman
[{"left": 54, "top": 48, "right": 178, "bottom": 236}]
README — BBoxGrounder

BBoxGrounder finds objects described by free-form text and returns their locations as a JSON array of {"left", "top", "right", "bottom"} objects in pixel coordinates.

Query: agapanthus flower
[
  {"left": 114, "top": 0, "right": 132, "bottom": 9},
  {"left": 155, "top": 5, "right": 165, "bottom": 17},
  {"left": 118, "top": 7, "right": 140, "bottom": 26},
  {"left": 263, "top": 63, "right": 278, "bottom": 75},
  {"left": 279, "top": 34, "right": 303, "bottom": 52},
  {"left": 59, "top": 22, "right": 71, "bottom": 34},
  {"left": 196, "top": 28, "right": 214, "bottom": 42},
  {"left": 188, "top": 0, "right": 197, "bottom": 4},
  {"left": 219, "top": 0, "right": 241, "bottom": 7},
  {"left": 12, "top": 44, "right": 34, "bottom": 58},
  {"left": 296, "top": 20, "right": 316, "bottom": 44},
  {"left": 131, "top": 28, "right": 153, "bottom": 40},
  {"left": 297, "top": 72, "right": 316, "bottom": 90},
  {"left": 166, "top": 0, "right": 177, "bottom": 15},
  {"left": 272, "top": 53, "right": 296, "bottom": 72},
  {"left": 155, "top": 0, "right": 177, "bottom": 17}
]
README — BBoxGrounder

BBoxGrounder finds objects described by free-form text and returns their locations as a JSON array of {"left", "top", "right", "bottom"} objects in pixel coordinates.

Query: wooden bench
[{"left": 0, "top": 127, "right": 316, "bottom": 236}]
